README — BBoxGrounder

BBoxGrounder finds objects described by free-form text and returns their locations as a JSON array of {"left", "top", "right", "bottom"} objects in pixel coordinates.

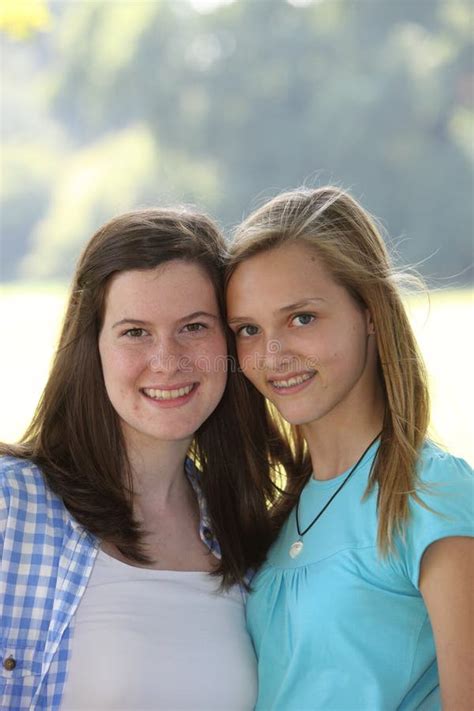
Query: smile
[
  {"left": 269, "top": 371, "right": 316, "bottom": 393},
  {"left": 142, "top": 384, "right": 196, "bottom": 401}
]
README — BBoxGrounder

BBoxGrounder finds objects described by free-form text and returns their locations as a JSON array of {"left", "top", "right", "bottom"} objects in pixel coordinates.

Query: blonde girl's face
[{"left": 226, "top": 242, "right": 379, "bottom": 430}]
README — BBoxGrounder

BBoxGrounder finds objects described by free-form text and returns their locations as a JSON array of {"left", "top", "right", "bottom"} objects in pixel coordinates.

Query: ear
[{"left": 365, "top": 308, "right": 376, "bottom": 335}]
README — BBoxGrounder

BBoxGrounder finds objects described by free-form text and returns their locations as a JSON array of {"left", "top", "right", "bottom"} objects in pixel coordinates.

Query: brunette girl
[
  {"left": 0, "top": 208, "right": 279, "bottom": 710},
  {"left": 226, "top": 187, "right": 473, "bottom": 711}
]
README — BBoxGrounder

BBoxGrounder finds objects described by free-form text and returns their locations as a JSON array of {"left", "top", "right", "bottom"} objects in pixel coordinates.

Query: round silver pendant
[{"left": 289, "top": 540, "right": 304, "bottom": 558}]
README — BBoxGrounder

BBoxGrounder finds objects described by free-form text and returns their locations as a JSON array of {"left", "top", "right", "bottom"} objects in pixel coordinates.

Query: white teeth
[
  {"left": 143, "top": 385, "right": 194, "bottom": 400},
  {"left": 272, "top": 373, "right": 314, "bottom": 389}
]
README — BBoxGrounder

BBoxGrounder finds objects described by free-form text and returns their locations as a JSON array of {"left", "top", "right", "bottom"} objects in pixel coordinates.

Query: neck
[
  {"left": 125, "top": 435, "right": 193, "bottom": 524},
  {"left": 302, "top": 381, "right": 385, "bottom": 481}
]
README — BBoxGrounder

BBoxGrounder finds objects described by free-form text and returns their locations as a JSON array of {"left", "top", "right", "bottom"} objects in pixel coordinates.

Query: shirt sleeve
[
  {"left": 0, "top": 457, "right": 12, "bottom": 548},
  {"left": 394, "top": 444, "right": 474, "bottom": 590}
]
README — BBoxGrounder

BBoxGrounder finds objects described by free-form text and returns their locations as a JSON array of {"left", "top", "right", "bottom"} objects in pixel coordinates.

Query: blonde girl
[{"left": 226, "top": 187, "right": 473, "bottom": 711}]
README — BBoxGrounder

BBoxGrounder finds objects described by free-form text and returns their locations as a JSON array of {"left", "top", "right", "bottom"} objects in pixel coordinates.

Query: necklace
[{"left": 289, "top": 432, "right": 381, "bottom": 559}]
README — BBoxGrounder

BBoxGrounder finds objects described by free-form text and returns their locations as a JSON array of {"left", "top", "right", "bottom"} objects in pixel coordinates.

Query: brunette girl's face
[
  {"left": 98, "top": 260, "right": 227, "bottom": 452},
  {"left": 226, "top": 242, "right": 378, "bottom": 430}
]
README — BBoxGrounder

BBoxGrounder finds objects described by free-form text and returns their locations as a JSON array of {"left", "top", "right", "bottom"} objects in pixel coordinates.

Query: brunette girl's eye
[
  {"left": 291, "top": 313, "right": 315, "bottom": 327},
  {"left": 182, "top": 323, "right": 207, "bottom": 333},
  {"left": 236, "top": 324, "right": 260, "bottom": 338},
  {"left": 123, "top": 327, "right": 147, "bottom": 338}
]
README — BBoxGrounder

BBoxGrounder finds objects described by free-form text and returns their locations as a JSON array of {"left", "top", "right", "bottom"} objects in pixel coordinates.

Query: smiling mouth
[
  {"left": 141, "top": 384, "right": 197, "bottom": 401},
  {"left": 269, "top": 372, "right": 316, "bottom": 390}
]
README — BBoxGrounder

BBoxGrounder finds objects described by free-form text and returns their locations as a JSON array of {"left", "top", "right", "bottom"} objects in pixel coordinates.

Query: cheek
[
  {"left": 235, "top": 340, "right": 246, "bottom": 363},
  {"left": 235, "top": 336, "right": 260, "bottom": 360},
  {"left": 346, "top": 320, "right": 369, "bottom": 359},
  {"left": 237, "top": 349, "right": 263, "bottom": 387},
  {"left": 100, "top": 346, "right": 145, "bottom": 387},
  {"left": 191, "top": 333, "right": 228, "bottom": 376},
  {"left": 311, "top": 322, "right": 359, "bottom": 363},
  {"left": 325, "top": 329, "right": 368, "bottom": 376},
  {"left": 235, "top": 340, "right": 256, "bottom": 373}
]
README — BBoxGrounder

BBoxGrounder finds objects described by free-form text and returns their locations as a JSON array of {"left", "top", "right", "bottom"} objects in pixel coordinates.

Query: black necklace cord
[{"left": 295, "top": 432, "right": 382, "bottom": 538}]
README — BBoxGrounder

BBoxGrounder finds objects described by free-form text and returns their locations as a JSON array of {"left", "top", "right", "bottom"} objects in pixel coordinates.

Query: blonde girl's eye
[
  {"left": 291, "top": 313, "right": 315, "bottom": 327},
  {"left": 236, "top": 324, "right": 260, "bottom": 338}
]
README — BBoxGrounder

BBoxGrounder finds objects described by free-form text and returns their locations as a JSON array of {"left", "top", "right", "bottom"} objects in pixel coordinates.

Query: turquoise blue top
[{"left": 246, "top": 441, "right": 473, "bottom": 711}]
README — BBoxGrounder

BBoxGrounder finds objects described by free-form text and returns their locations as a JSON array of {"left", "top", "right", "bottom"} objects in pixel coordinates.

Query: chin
[
  {"left": 124, "top": 421, "right": 198, "bottom": 447},
  {"left": 273, "top": 411, "right": 312, "bottom": 427},
  {"left": 163, "top": 433, "right": 196, "bottom": 443},
  {"left": 272, "top": 404, "right": 325, "bottom": 427},
  {"left": 152, "top": 423, "right": 200, "bottom": 441}
]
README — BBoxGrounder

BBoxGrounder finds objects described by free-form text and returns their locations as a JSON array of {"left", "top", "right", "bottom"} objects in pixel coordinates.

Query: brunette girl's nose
[{"left": 147, "top": 338, "right": 184, "bottom": 374}]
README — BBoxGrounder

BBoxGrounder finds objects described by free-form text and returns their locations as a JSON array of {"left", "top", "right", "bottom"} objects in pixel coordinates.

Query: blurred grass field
[{"left": 0, "top": 283, "right": 473, "bottom": 464}]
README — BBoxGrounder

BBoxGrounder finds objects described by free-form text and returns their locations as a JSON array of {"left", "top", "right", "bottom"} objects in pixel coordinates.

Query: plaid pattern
[{"left": 0, "top": 456, "right": 220, "bottom": 711}]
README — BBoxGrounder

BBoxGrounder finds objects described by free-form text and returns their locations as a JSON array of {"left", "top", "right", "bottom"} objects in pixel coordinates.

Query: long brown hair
[
  {"left": 226, "top": 186, "right": 431, "bottom": 555},
  {"left": 1, "top": 207, "right": 288, "bottom": 586}
]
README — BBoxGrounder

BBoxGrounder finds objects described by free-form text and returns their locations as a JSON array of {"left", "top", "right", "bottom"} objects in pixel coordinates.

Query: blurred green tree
[
  {"left": 1, "top": 0, "right": 473, "bottom": 282},
  {"left": 20, "top": 124, "right": 219, "bottom": 279}
]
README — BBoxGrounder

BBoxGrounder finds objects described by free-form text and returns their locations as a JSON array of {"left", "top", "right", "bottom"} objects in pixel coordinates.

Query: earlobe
[{"left": 366, "top": 309, "right": 376, "bottom": 335}]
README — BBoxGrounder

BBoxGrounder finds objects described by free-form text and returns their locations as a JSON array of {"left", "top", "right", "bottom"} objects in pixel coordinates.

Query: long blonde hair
[{"left": 226, "top": 186, "right": 430, "bottom": 555}]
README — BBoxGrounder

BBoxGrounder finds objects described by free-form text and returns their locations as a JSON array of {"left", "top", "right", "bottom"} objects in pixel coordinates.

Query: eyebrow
[
  {"left": 112, "top": 312, "right": 219, "bottom": 329},
  {"left": 180, "top": 311, "right": 219, "bottom": 323},
  {"left": 278, "top": 297, "right": 326, "bottom": 313},
  {"left": 228, "top": 297, "right": 326, "bottom": 324},
  {"left": 112, "top": 318, "right": 150, "bottom": 329}
]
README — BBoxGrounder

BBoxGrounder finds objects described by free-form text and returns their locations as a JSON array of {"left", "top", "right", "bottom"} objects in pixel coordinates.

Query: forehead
[
  {"left": 227, "top": 243, "right": 337, "bottom": 309},
  {"left": 103, "top": 261, "right": 219, "bottom": 316}
]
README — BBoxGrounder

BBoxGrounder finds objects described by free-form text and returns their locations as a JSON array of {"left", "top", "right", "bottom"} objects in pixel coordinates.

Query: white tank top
[{"left": 61, "top": 550, "right": 257, "bottom": 710}]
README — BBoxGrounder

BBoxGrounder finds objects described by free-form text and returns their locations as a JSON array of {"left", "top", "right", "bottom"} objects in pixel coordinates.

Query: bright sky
[
  {"left": 188, "top": 0, "right": 317, "bottom": 12},
  {"left": 188, "top": 0, "right": 236, "bottom": 13}
]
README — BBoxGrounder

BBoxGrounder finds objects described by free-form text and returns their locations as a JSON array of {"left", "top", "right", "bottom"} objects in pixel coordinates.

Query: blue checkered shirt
[{"left": 0, "top": 455, "right": 221, "bottom": 710}]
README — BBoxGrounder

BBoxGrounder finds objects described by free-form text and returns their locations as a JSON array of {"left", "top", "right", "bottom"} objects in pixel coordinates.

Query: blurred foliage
[
  {"left": 22, "top": 124, "right": 219, "bottom": 278},
  {"left": 0, "top": 0, "right": 51, "bottom": 40},
  {"left": 0, "top": 144, "right": 60, "bottom": 278},
  {"left": 1, "top": 0, "right": 473, "bottom": 282}
]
